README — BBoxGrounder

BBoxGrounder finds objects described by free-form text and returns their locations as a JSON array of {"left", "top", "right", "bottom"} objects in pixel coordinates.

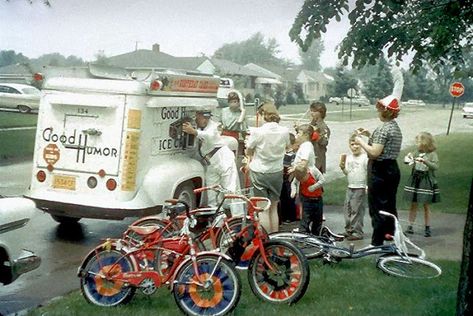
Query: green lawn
[
  {"left": 324, "top": 133, "right": 473, "bottom": 214},
  {"left": 0, "top": 112, "right": 37, "bottom": 162},
  {"left": 0, "top": 129, "right": 36, "bottom": 162},
  {"left": 28, "top": 258, "right": 459, "bottom": 316},
  {"left": 0, "top": 111, "right": 38, "bottom": 128}
]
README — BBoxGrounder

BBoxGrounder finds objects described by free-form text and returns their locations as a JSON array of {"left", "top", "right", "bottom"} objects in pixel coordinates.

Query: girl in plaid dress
[{"left": 403, "top": 132, "right": 440, "bottom": 237}]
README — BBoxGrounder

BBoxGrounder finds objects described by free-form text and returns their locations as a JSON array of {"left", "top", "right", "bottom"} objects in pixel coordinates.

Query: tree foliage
[
  {"left": 361, "top": 58, "right": 393, "bottom": 100},
  {"left": 331, "top": 64, "right": 358, "bottom": 97},
  {"left": 33, "top": 53, "right": 85, "bottom": 67},
  {"left": 290, "top": 0, "right": 473, "bottom": 74},
  {"left": 0, "top": 50, "right": 86, "bottom": 69},
  {"left": 0, "top": 50, "right": 29, "bottom": 67},
  {"left": 213, "top": 32, "right": 287, "bottom": 66},
  {"left": 299, "top": 39, "right": 324, "bottom": 71}
]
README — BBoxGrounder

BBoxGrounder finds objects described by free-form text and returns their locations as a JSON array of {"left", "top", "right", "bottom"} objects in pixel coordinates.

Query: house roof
[
  {"left": 301, "top": 70, "right": 334, "bottom": 83},
  {"left": 105, "top": 49, "right": 178, "bottom": 69},
  {"left": 210, "top": 58, "right": 267, "bottom": 77},
  {"left": 244, "top": 63, "right": 281, "bottom": 79},
  {"left": 173, "top": 56, "right": 209, "bottom": 70},
  {"left": 105, "top": 50, "right": 267, "bottom": 77}
]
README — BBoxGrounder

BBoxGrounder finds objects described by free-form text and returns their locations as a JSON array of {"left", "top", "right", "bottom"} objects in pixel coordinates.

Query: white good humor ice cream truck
[{"left": 25, "top": 64, "right": 219, "bottom": 224}]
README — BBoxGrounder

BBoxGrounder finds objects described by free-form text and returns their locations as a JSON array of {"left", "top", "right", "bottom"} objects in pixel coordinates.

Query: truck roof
[{"left": 39, "top": 64, "right": 219, "bottom": 99}]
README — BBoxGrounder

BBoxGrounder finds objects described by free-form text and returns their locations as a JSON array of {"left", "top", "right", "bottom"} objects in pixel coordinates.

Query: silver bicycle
[{"left": 270, "top": 211, "right": 442, "bottom": 279}]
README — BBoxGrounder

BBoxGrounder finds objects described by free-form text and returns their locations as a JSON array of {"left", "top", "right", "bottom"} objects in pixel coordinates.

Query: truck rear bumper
[{"left": 28, "top": 197, "right": 162, "bottom": 220}]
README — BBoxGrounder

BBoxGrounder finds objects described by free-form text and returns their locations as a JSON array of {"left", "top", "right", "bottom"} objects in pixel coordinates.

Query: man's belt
[{"left": 200, "top": 147, "right": 222, "bottom": 166}]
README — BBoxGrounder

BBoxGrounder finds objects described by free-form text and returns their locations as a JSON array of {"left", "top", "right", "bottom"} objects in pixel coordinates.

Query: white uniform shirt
[
  {"left": 246, "top": 122, "right": 290, "bottom": 173},
  {"left": 196, "top": 120, "right": 226, "bottom": 157},
  {"left": 344, "top": 153, "right": 369, "bottom": 189}
]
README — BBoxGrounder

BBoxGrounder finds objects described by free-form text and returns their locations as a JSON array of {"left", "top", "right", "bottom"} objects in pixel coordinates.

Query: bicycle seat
[
  {"left": 128, "top": 225, "right": 162, "bottom": 235},
  {"left": 320, "top": 226, "right": 345, "bottom": 242}
]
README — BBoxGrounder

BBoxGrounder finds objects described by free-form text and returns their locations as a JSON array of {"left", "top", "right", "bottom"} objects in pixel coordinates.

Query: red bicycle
[
  {"left": 78, "top": 199, "right": 241, "bottom": 315},
  {"left": 129, "top": 185, "right": 311, "bottom": 305}
]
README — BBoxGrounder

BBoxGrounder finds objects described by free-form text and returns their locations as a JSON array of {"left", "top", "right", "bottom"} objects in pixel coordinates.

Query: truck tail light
[
  {"left": 87, "top": 176, "right": 98, "bottom": 189},
  {"left": 37, "top": 170, "right": 46, "bottom": 182},
  {"left": 150, "top": 80, "right": 162, "bottom": 91},
  {"left": 106, "top": 179, "right": 117, "bottom": 191}
]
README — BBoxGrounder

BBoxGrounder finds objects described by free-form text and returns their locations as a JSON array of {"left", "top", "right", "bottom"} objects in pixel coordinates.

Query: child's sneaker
[
  {"left": 405, "top": 225, "right": 414, "bottom": 234},
  {"left": 424, "top": 227, "right": 431, "bottom": 237}
]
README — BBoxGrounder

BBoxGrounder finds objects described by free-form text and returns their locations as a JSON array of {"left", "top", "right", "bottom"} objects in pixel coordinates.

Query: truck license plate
[{"left": 52, "top": 175, "right": 76, "bottom": 190}]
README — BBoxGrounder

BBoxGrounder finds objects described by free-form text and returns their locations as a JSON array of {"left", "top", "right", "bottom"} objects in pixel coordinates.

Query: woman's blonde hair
[{"left": 416, "top": 132, "right": 436, "bottom": 153}]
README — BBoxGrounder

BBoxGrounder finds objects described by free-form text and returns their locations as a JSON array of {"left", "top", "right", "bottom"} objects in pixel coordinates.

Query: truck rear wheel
[
  {"left": 173, "top": 182, "right": 196, "bottom": 210},
  {"left": 51, "top": 214, "right": 81, "bottom": 224}
]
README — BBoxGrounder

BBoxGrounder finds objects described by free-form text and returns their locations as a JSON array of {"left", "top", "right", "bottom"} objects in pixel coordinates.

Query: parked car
[
  {"left": 217, "top": 78, "right": 234, "bottom": 108},
  {"left": 329, "top": 96, "right": 343, "bottom": 105},
  {"left": 0, "top": 83, "right": 40, "bottom": 113},
  {"left": 350, "top": 95, "right": 370, "bottom": 107},
  {"left": 403, "top": 99, "right": 426, "bottom": 107},
  {"left": 0, "top": 197, "right": 41, "bottom": 285},
  {"left": 329, "top": 95, "right": 370, "bottom": 106},
  {"left": 462, "top": 102, "right": 473, "bottom": 118}
]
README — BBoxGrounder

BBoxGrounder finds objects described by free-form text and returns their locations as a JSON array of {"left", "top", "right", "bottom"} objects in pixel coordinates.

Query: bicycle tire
[
  {"left": 248, "top": 239, "right": 310, "bottom": 304},
  {"left": 376, "top": 255, "right": 442, "bottom": 279},
  {"left": 80, "top": 248, "right": 136, "bottom": 306},
  {"left": 269, "top": 231, "right": 331, "bottom": 259},
  {"left": 173, "top": 255, "right": 241, "bottom": 316}
]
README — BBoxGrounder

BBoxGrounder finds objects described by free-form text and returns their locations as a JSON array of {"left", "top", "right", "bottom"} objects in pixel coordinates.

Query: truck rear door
[{"left": 37, "top": 91, "right": 125, "bottom": 176}]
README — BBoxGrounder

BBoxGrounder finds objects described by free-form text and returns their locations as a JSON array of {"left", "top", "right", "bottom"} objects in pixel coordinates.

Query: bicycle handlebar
[{"left": 193, "top": 184, "right": 222, "bottom": 194}]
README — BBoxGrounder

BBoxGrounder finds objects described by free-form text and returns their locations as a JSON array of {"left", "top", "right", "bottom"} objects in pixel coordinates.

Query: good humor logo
[{"left": 42, "top": 127, "right": 118, "bottom": 163}]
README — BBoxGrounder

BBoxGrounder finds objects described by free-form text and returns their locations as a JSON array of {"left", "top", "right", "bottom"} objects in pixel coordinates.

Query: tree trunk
[{"left": 456, "top": 177, "right": 473, "bottom": 315}]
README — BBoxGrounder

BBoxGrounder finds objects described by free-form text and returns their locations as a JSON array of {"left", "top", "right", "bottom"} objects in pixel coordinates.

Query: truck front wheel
[
  {"left": 173, "top": 182, "right": 196, "bottom": 210},
  {"left": 51, "top": 215, "right": 81, "bottom": 225}
]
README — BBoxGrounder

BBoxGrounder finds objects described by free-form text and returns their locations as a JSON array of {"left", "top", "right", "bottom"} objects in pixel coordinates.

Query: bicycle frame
[
  {"left": 132, "top": 185, "right": 278, "bottom": 272},
  {"left": 280, "top": 210, "right": 426, "bottom": 263}
]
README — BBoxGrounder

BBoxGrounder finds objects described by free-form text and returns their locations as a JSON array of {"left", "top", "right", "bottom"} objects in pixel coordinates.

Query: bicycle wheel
[
  {"left": 173, "top": 255, "right": 241, "bottom": 316},
  {"left": 269, "top": 231, "right": 331, "bottom": 259},
  {"left": 248, "top": 240, "right": 310, "bottom": 304},
  {"left": 80, "top": 248, "right": 136, "bottom": 306},
  {"left": 377, "top": 255, "right": 442, "bottom": 279}
]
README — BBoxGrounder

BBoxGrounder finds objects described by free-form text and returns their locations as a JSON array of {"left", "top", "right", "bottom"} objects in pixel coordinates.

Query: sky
[{"left": 0, "top": 0, "right": 350, "bottom": 69}]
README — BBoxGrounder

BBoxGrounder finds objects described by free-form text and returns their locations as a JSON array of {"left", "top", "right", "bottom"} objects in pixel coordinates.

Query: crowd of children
[{"left": 205, "top": 84, "right": 440, "bottom": 239}]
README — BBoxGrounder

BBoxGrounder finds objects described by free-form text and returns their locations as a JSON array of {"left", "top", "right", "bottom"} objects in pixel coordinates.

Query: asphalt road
[{"left": 0, "top": 105, "right": 471, "bottom": 315}]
